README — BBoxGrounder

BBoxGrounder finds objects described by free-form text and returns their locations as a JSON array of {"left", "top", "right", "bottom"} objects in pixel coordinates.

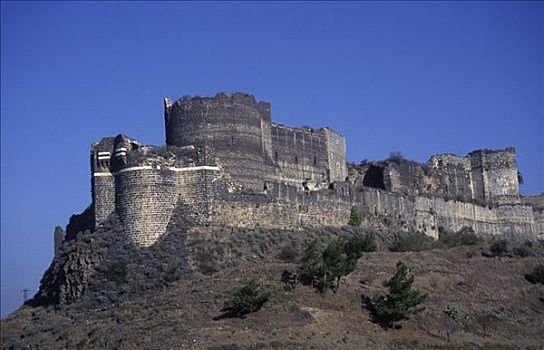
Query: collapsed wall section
[
  {"left": 469, "top": 148, "right": 520, "bottom": 203},
  {"left": 427, "top": 154, "right": 473, "bottom": 201}
]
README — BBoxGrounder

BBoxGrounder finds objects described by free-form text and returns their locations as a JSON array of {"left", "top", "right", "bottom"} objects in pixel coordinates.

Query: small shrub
[
  {"left": 163, "top": 265, "right": 180, "bottom": 283},
  {"left": 221, "top": 280, "right": 271, "bottom": 318},
  {"left": 277, "top": 246, "right": 299, "bottom": 263},
  {"left": 388, "top": 152, "right": 405, "bottom": 163},
  {"left": 106, "top": 261, "right": 127, "bottom": 283},
  {"left": 512, "top": 240, "right": 534, "bottom": 257},
  {"left": 194, "top": 251, "right": 220, "bottom": 275},
  {"left": 369, "top": 261, "right": 427, "bottom": 328},
  {"left": 444, "top": 305, "right": 470, "bottom": 322},
  {"left": 344, "top": 233, "right": 377, "bottom": 257},
  {"left": 281, "top": 269, "right": 297, "bottom": 290},
  {"left": 348, "top": 207, "right": 363, "bottom": 227},
  {"left": 390, "top": 233, "right": 433, "bottom": 252},
  {"left": 438, "top": 227, "right": 481, "bottom": 248},
  {"left": 489, "top": 239, "right": 509, "bottom": 257},
  {"left": 443, "top": 305, "right": 461, "bottom": 322},
  {"left": 525, "top": 264, "right": 544, "bottom": 284}
]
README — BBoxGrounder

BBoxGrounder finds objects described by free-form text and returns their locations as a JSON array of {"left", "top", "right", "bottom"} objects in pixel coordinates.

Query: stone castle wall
[
  {"left": 208, "top": 185, "right": 539, "bottom": 240},
  {"left": 164, "top": 93, "right": 347, "bottom": 192},
  {"left": 115, "top": 167, "right": 178, "bottom": 247},
  {"left": 86, "top": 93, "right": 542, "bottom": 247}
]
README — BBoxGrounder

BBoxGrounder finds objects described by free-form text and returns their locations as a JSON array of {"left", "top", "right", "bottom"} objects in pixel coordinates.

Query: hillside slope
[{"left": 2, "top": 226, "right": 544, "bottom": 349}]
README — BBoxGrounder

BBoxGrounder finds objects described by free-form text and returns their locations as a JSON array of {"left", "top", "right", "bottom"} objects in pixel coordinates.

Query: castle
[{"left": 88, "top": 92, "right": 543, "bottom": 247}]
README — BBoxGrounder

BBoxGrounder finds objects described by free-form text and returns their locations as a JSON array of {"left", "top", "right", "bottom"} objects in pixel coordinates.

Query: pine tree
[
  {"left": 371, "top": 261, "right": 427, "bottom": 328},
  {"left": 298, "top": 239, "right": 322, "bottom": 285},
  {"left": 298, "top": 236, "right": 376, "bottom": 294},
  {"left": 322, "top": 239, "right": 346, "bottom": 293},
  {"left": 221, "top": 279, "right": 271, "bottom": 318}
]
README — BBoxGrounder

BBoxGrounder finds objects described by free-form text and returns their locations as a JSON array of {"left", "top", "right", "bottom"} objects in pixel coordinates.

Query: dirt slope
[{"left": 2, "top": 234, "right": 543, "bottom": 350}]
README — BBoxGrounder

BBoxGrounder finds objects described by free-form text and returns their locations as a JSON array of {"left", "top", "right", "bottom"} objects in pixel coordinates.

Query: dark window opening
[
  {"left": 363, "top": 165, "right": 386, "bottom": 190},
  {"left": 295, "top": 156, "right": 298, "bottom": 164},
  {"left": 313, "top": 156, "right": 317, "bottom": 166},
  {"left": 275, "top": 151, "right": 278, "bottom": 159}
]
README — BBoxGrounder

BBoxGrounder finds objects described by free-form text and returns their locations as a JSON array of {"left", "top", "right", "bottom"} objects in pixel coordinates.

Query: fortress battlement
[{"left": 85, "top": 92, "right": 543, "bottom": 247}]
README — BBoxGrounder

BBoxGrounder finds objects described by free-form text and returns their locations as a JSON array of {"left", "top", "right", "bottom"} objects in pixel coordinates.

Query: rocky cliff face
[{"left": 31, "top": 212, "right": 192, "bottom": 307}]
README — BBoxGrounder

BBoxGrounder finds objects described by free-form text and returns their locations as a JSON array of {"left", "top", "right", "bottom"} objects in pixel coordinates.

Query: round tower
[{"left": 164, "top": 92, "right": 268, "bottom": 192}]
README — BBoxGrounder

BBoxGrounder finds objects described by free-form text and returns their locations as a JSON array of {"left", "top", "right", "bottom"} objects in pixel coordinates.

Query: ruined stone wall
[
  {"left": 382, "top": 160, "right": 428, "bottom": 196},
  {"left": 427, "top": 154, "right": 473, "bottom": 200},
  {"left": 469, "top": 148, "right": 519, "bottom": 203},
  {"left": 481, "top": 148, "right": 519, "bottom": 199},
  {"left": 357, "top": 148, "right": 520, "bottom": 206}
]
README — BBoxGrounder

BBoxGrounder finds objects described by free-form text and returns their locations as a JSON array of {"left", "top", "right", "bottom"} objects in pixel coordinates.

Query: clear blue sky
[{"left": 1, "top": 1, "right": 542, "bottom": 316}]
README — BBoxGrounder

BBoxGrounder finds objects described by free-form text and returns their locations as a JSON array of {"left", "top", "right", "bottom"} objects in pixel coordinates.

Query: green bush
[
  {"left": 388, "top": 152, "right": 405, "bottom": 163},
  {"left": 513, "top": 241, "right": 534, "bottom": 257},
  {"left": 489, "top": 239, "right": 509, "bottom": 257},
  {"left": 389, "top": 233, "right": 433, "bottom": 252},
  {"left": 369, "top": 261, "right": 427, "bottom": 328},
  {"left": 277, "top": 245, "right": 299, "bottom": 263},
  {"left": 105, "top": 261, "right": 127, "bottom": 283},
  {"left": 344, "top": 233, "right": 377, "bottom": 258},
  {"left": 525, "top": 265, "right": 544, "bottom": 285},
  {"left": 163, "top": 265, "right": 180, "bottom": 283},
  {"left": 221, "top": 280, "right": 271, "bottom": 318},
  {"left": 443, "top": 305, "right": 465, "bottom": 322},
  {"left": 438, "top": 227, "right": 481, "bottom": 248},
  {"left": 348, "top": 207, "right": 363, "bottom": 227}
]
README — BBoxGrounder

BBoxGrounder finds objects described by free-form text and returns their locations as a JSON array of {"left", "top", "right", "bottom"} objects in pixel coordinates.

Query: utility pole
[{"left": 21, "top": 289, "right": 30, "bottom": 303}]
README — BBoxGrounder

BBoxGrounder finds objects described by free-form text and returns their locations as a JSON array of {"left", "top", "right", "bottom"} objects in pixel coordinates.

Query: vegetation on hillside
[
  {"left": 368, "top": 261, "right": 427, "bottom": 329},
  {"left": 298, "top": 233, "right": 377, "bottom": 294},
  {"left": 220, "top": 279, "right": 271, "bottom": 318}
]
